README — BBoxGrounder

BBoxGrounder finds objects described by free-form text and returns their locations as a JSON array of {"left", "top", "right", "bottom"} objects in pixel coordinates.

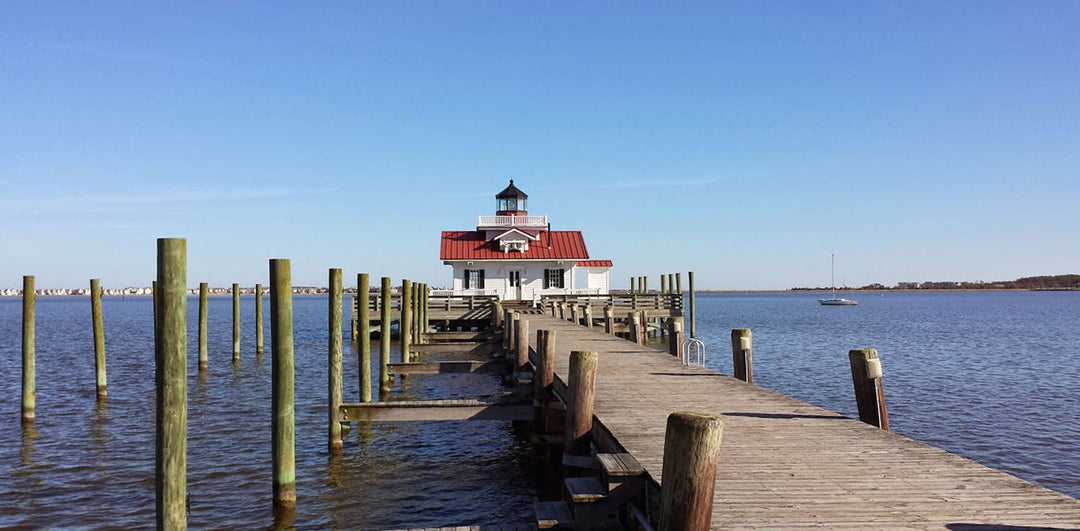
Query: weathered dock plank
[{"left": 521, "top": 313, "right": 1080, "bottom": 529}]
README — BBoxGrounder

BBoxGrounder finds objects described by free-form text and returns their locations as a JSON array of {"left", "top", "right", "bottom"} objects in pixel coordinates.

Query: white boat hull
[{"left": 819, "top": 298, "right": 857, "bottom": 306}]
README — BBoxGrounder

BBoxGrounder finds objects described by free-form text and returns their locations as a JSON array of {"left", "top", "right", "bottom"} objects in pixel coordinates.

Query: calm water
[
  {"left": 0, "top": 295, "right": 538, "bottom": 529},
  {"left": 692, "top": 291, "right": 1080, "bottom": 499},
  {"left": 1, "top": 292, "right": 1078, "bottom": 529}
]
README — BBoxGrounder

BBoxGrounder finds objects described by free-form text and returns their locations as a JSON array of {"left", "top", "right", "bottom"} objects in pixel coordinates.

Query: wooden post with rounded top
[
  {"left": 91, "top": 278, "right": 107, "bottom": 399},
  {"left": 583, "top": 305, "right": 593, "bottom": 329},
  {"left": 565, "top": 350, "right": 598, "bottom": 456},
  {"left": 400, "top": 279, "right": 412, "bottom": 364},
  {"left": 515, "top": 316, "right": 530, "bottom": 373},
  {"left": 570, "top": 304, "right": 578, "bottom": 325},
  {"left": 668, "top": 317, "right": 684, "bottom": 358},
  {"left": 232, "top": 283, "right": 240, "bottom": 362},
  {"left": 357, "top": 273, "right": 371, "bottom": 403},
  {"left": 493, "top": 299, "right": 503, "bottom": 329},
  {"left": 198, "top": 283, "right": 209, "bottom": 372},
  {"left": 849, "top": 348, "right": 889, "bottom": 430},
  {"left": 255, "top": 283, "right": 264, "bottom": 355},
  {"left": 731, "top": 329, "right": 753, "bottom": 384},
  {"left": 604, "top": 306, "right": 614, "bottom": 335},
  {"left": 155, "top": 238, "right": 187, "bottom": 530},
  {"left": 628, "top": 312, "right": 641, "bottom": 344},
  {"left": 658, "top": 411, "right": 724, "bottom": 531},
  {"left": 328, "top": 269, "right": 343, "bottom": 454},
  {"left": 22, "top": 275, "right": 35, "bottom": 424},
  {"left": 270, "top": 259, "right": 296, "bottom": 510},
  {"left": 660, "top": 274, "right": 667, "bottom": 294},
  {"left": 379, "top": 277, "right": 392, "bottom": 394}
]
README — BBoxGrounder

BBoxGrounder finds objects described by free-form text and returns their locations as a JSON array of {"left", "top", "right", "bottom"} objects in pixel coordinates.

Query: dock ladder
[{"left": 682, "top": 337, "right": 705, "bottom": 367}]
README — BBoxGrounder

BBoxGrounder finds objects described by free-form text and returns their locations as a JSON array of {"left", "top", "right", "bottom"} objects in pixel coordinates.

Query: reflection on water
[{"left": 0, "top": 296, "right": 538, "bottom": 529}]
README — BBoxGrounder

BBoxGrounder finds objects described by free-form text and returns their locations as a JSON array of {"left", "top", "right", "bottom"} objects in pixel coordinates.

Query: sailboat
[{"left": 819, "top": 254, "right": 857, "bottom": 306}]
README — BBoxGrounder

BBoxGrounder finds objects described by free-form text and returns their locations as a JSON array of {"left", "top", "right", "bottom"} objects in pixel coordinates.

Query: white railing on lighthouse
[{"left": 477, "top": 215, "right": 548, "bottom": 228}]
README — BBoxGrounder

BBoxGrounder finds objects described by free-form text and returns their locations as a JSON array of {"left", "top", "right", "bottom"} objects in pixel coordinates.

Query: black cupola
[{"left": 495, "top": 179, "right": 528, "bottom": 215}]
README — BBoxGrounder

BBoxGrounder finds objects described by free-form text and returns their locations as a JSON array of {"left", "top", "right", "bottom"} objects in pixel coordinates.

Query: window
[
  {"left": 543, "top": 268, "right": 564, "bottom": 289},
  {"left": 464, "top": 269, "right": 484, "bottom": 290}
]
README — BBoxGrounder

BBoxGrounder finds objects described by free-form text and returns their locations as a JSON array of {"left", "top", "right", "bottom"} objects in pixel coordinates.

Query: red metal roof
[
  {"left": 577, "top": 260, "right": 613, "bottom": 268},
  {"left": 441, "top": 230, "right": 590, "bottom": 261}
]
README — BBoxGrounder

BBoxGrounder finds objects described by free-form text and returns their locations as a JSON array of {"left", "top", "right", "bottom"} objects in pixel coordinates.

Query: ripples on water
[
  {"left": 0, "top": 296, "right": 538, "bottom": 529},
  {"left": 693, "top": 290, "right": 1080, "bottom": 499}
]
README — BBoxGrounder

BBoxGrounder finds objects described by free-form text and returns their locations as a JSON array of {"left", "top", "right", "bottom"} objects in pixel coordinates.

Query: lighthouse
[{"left": 440, "top": 180, "right": 612, "bottom": 301}]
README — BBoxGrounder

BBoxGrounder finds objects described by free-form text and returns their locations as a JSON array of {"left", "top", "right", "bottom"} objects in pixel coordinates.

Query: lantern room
[{"left": 495, "top": 179, "right": 528, "bottom": 216}]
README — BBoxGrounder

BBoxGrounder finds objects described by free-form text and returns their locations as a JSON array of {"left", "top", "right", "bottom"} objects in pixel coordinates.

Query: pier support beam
[
  {"left": 198, "top": 283, "right": 209, "bottom": 372},
  {"left": 357, "top": 273, "right": 371, "bottom": 403},
  {"left": 565, "top": 350, "right": 598, "bottom": 456},
  {"left": 256, "top": 283, "right": 264, "bottom": 355},
  {"left": 155, "top": 238, "right": 187, "bottom": 530},
  {"left": 328, "top": 269, "right": 343, "bottom": 453},
  {"left": 270, "top": 259, "right": 296, "bottom": 510},
  {"left": 232, "top": 283, "right": 240, "bottom": 362},
  {"left": 400, "top": 279, "right": 412, "bottom": 364},
  {"left": 849, "top": 348, "right": 889, "bottom": 430},
  {"left": 659, "top": 411, "right": 724, "bottom": 531},
  {"left": 515, "top": 316, "right": 530, "bottom": 374},
  {"left": 22, "top": 275, "right": 35, "bottom": 424},
  {"left": 731, "top": 329, "right": 753, "bottom": 384},
  {"left": 379, "top": 277, "right": 392, "bottom": 395},
  {"left": 91, "top": 278, "right": 106, "bottom": 399},
  {"left": 667, "top": 317, "right": 683, "bottom": 358}
]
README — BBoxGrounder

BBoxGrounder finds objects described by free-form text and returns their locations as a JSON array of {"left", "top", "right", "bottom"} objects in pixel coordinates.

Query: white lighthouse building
[{"left": 440, "top": 180, "right": 612, "bottom": 301}]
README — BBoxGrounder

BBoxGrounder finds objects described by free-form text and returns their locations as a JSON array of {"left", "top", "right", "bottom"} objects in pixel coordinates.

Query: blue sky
[{"left": 2, "top": 2, "right": 1078, "bottom": 290}]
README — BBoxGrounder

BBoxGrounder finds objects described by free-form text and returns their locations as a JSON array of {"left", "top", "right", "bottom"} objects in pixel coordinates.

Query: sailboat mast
[{"left": 831, "top": 254, "right": 836, "bottom": 297}]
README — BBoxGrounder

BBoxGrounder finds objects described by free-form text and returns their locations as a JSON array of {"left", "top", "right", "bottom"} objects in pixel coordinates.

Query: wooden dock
[{"left": 520, "top": 312, "right": 1080, "bottom": 529}]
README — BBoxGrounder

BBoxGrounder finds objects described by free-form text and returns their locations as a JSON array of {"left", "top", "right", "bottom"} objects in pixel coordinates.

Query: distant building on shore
[{"left": 439, "top": 180, "right": 612, "bottom": 301}]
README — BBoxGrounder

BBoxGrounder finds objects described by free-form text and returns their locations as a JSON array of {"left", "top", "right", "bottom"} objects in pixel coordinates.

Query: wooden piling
[
  {"left": 91, "top": 278, "right": 106, "bottom": 399},
  {"left": 493, "top": 299, "right": 503, "bottom": 329},
  {"left": 270, "top": 259, "right": 296, "bottom": 509},
  {"left": 630, "top": 277, "right": 635, "bottom": 293},
  {"left": 676, "top": 272, "right": 682, "bottom": 295},
  {"left": 379, "top": 277, "right": 392, "bottom": 394},
  {"left": 22, "top": 275, "right": 35, "bottom": 424},
  {"left": 849, "top": 348, "right": 889, "bottom": 430},
  {"left": 604, "top": 306, "right": 614, "bottom": 335},
  {"left": 661, "top": 274, "right": 667, "bottom": 294},
  {"left": 507, "top": 310, "right": 520, "bottom": 356},
  {"left": 232, "top": 283, "right": 240, "bottom": 362},
  {"left": 565, "top": 350, "right": 598, "bottom": 456},
  {"left": 422, "top": 283, "right": 429, "bottom": 342},
  {"left": 583, "top": 305, "right": 593, "bottom": 329},
  {"left": 256, "top": 283, "right": 264, "bottom": 355},
  {"left": 199, "top": 282, "right": 209, "bottom": 372},
  {"left": 400, "top": 279, "right": 412, "bottom": 364},
  {"left": 328, "top": 269, "right": 343, "bottom": 453},
  {"left": 658, "top": 411, "right": 724, "bottom": 531},
  {"left": 668, "top": 317, "right": 684, "bottom": 358},
  {"left": 515, "top": 316, "right": 530, "bottom": 373},
  {"left": 570, "top": 304, "right": 578, "bottom": 325},
  {"left": 628, "top": 311, "right": 641, "bottom": 344},
  {"left": 535, "top": 329, "right": 556, "bottom": 434},
  {"left": 155, "top": 238, "right": 187, "bottom": 530},
  {"left": 357, "top": 273, "right": 371, "bottom": 403},
  {"left": 688, "top": 271, "right": 696, "bottom": 339},
  {"left": 731, "top": 329, "right": 753, "bottom": 384},
  {"left": 535, "top": 329, "right": 556, "bottom": 402}
]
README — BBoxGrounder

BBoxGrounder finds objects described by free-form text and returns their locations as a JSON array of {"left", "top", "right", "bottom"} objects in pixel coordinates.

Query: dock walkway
[{"left": 522, "top": 313, "right": 1080, "bottom": 529}]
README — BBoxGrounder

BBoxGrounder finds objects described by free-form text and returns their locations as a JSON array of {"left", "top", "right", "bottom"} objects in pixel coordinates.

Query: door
[{"left": 507, "top": 270, "right": 522, "bottom": 300}]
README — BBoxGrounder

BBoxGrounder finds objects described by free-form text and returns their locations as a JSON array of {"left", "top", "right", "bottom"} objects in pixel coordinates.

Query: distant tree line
[{"left": 792, "top": 274, "right": 1080, "bottom": 291}]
